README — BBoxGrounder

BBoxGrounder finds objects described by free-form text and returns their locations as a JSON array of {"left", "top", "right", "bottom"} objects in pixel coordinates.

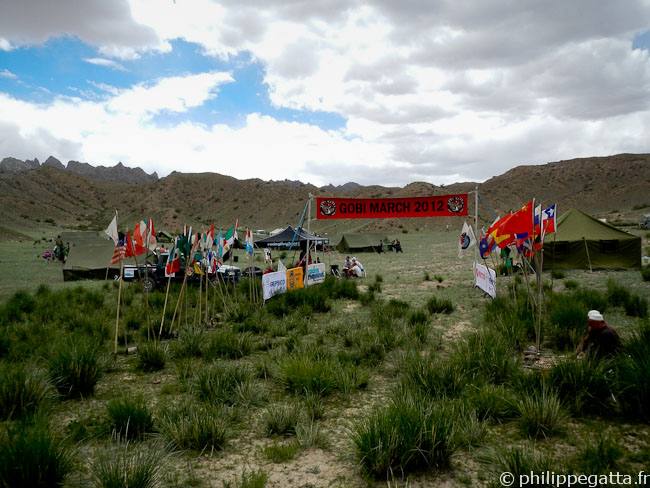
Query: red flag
[
  {"left": 502, "top": 200, "right": 534, "bottom": 237},
  {"left": 487, "top": 213, "right": 515, "bottom": 249},
  {"left": 165, "top": 239, "right": 181, "bottom": 275},
  {"left": 125, "top": 231, "right": 136, "bottom": 258},
  {"left": 110, "top": 244, "right": 126, "bottom": 265}
]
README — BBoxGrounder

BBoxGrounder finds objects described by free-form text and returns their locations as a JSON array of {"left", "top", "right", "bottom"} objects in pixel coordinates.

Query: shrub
[
  {"left": 47, "top": 335, "right": 107, "bottom": 399},
  {"left": 547, "top": 356, "right": 613, "bottom": 416},
  {"left": 572, "top": 288, "right": 608, "bottom": 313},
  {"left": 274, "top": 354, "right": 338, "bottom": 396},
  {"left": 171, "top": 327, "right": 204, "bottom": 358},
  {"left": 642, "top": 266, "right": 650, "bottom": 282},
  {"left": 547, "top": 293, "right": 588, "bottom": 351},
  {"left": 193, "top": 363, "right": 256, "bottom": 406},
  {"left": 158, "top": 403, "right": 230, "bottom": 453},
  {"left": 564, "top": 280, "right": 579, "bottom": 290},
  {"left": 624, "top": 294, "right": 648, "bottom": 318},
  {"left": 136, "top": 342, "right": 167, "bottom": 372},
  {"left": 204, "top": 328, "right": 254, "bottom": 359},
  {"left": 107, "top": 396, "right": 155, "bottom": 440},
  {"left": 515, "top": 385, "right": 567, "bottom": 439},
  {"left": 0, "top": 362, "right": 54, "bottom": 420},
  {"left": 484, "top": 295, "right": 535, "bottom": 351},
  {"left": 399, "top": 350, "right": 468, "bottom": 399},
  {"left": 481, "top": 445, "right": 554, "bottom": 485},
  {"left": 0, "top": 418, "right": 75, "bottom": 487},
  {"left": 408, "top": 310, "right": 428, "bottom": 327},
  {"left": 551, "top": 269, "right": 565, "bottom": 279},
  {"left": 452, "top": 329, "right": 519, "bottom": 385},
  {"left": 223, "top": 468, "right": 269, "bottom": 488},
  {"left": 263, "top": 440, "right": 300, "bottom": 463},
  {"left": 351, "top": 387, "right": 456, "bottom": 479},
  {"left": 606, "top": 279, "right": 630, "bottom": 307},
  {"left": 423, "top": 272, "right": 431, "bottom": 281},
  {"left": 262, "top": 403, "right": 303, "bottom": 437},
  {"left": 90, "top": 437, "right": 169, "bottom": 488},
  {"left": 463, "top": 384, "right": 518, "bottom": 422},
  {"left": 572, "top": 434, "right": 623, "bottom": 475},
  {"left": 426, "top": 296, "right": 454, "bottom": 314},
  {"left": 613, "top": 323, "right": 650, "bottom": 421}
]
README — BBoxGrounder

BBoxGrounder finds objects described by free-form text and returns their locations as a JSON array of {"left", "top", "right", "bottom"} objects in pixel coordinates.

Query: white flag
[
  {"left": 458, "top": 221, "right": 476, "bottom": 259},
  {"left": 277, "top": 260, "right": 287, "bottom": 272},
  {"left": 104, "top": 213, "right": 119, "bottom": 245}
]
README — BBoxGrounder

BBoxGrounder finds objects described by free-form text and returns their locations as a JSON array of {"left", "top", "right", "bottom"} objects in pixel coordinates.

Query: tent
[
  {"left": 543, "top": 209, "right": 641, "bottom": 270},
  {"left": 335, "top": 233, "right": 390, "bottom": 253},
  {"left": 255, "top": 226, "right": 328, "bottom": 249},
  {"left": 61, "top": 231, "right": 149, "bottom": 281}
]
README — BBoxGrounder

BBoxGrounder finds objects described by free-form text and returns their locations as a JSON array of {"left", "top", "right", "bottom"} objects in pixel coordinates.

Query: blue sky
[{"left": 1, "top": 1, "right": 650, "bottom": 187}]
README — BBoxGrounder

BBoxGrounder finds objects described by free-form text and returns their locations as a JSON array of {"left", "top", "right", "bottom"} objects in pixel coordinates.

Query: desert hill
[{"left": 1, "top": 153, "right": 649, "bottom": 238}]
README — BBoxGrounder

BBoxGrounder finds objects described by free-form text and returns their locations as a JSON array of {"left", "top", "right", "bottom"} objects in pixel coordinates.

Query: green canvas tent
[
  {"left": 335, "top": 233, "right": 390, "bottom": 253},
  {"left": 62, "top": 231, "right": 148, "bottom": 281},
  {"left": 543, "top": 209, "right": 641, "bottom": 270}
]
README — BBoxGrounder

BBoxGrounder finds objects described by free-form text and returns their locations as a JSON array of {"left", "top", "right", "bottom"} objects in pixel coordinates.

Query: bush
[
  {"left": 262, "top": 403, "right": 303, "bottom": 437},
  {"left": 171, "top": 327, "right": 204, "bottom": 358},
  {"left": 193, "top": 363, "right": 256, "bottom": 406},
  {"left": 0, "top": 362, "right": 54, "bottom": 420},
  {"left": 564, "top": 280, "right": 579, "bottom": 290},
  {"left": 107, "top": 396, "right": 155, "bottom": 440},
  {"left": 515, "top": 385, "right": 567, "bottom": 439},
  {"left": 204, "top": 328, "right": 254, "bottom": 359},
  {"left": 47, "top": 335, "right": 107, "bottom": 399},
  {"left": 263, "top": 440, "right": 299, "bottom": 463},
  {"left": 136, "top": 342, "right": 167, "bottom": 372},
  {"left": 90, "top": 437, "right": 169, "bottom": 488},
  {"left": 426, "top": 296, "right": 454, "bottom": 314},
  {"left": 614, "top": 323, "right": 650, "bottom": 421},
  {"left": 0, "top": 418, "right": 75, "bottom": 487},
  {"left": 399, "top": 350, "right": 468, "bottom": 399},
  {"left": 351, "top": 387, "right": 456, "bottom": 479},
  {"left": 641, "top": 266, "right": 650, "bottom": 282},
  {"left": 624, "top": 294, "right": 648, "bottom": 318},
  {"left": 551, "top": 270, "right": 565, "bottom": 279},
  {"left": 158, "top": 403, "right": 230, "bottom": 453},
  {"left": 463, "top": 384, "right": 517, "bottom": 423},
  {"left": 452, "top": 329, "right": 519, "bottom": 385},
  {"left": 274, "top": 354, "right": 338, "bottom": 396},
  {"left": 547, "top": 293, "right": 588, "bottom": 351},
  {"left": 481, "top": 445, "right": 554, "bottom": 486},
  {"left": 571, "top": 434, "right": 623, "bottom": 475},
  {"left": 484, "top": 295, "right": 535, "bottom": 351},
  {"left": 606, "top": 279, "right": 630, "bottom": 307},
  {"left": 547, "top": 356, "right": 613, "bottom": 416}
]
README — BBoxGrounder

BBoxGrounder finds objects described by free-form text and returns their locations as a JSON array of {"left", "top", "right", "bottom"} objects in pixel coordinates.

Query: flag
[
  {"left": 215, "top": 231, "right": 223, "bottom": 259},
  {"left": 222, "top": 220, "right": 239, "bottom": 253},
  {"left": 487, "top": 213, "right": 515, "bottom": 249},
  {"left": 131, "top": 222, "right": 148, "bottom": 256},
  {"left": 245, "top": 228, "right": 254, "bottom": 256},
  {"left": 146, "top": 218, "right": 157, "bottom": 251},
  {"left": 165, "top": 238, "right": 181, "bottom": 275},
  {"left": 110, "top": 235, "right": 126, "bottom": 265},
  {"left": 478, "top": 232, "right": 494, "bottom": 259},
  {"left": 458, "top": 221, "right": 477, "bottom": 259},
  {"left": 502, "top": 200, "right": 534, "bottom": 237},
  {"left": 104, "top": 213, "right": 119, "bottom": 245},
  {"left": 535, "top": 204, "right": 557, "bottom": 238},
  {"left": 278, "top": 260, "right": 287, "bottom": 272},
  {"left": 124, "top": 231, "right": 136, "bottom": 258}
]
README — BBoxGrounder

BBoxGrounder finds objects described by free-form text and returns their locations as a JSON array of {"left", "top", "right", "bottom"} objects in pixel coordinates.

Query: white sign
[
  {"left": 262, "top": 271, "right": 287, "bottom": 301},
  {"left": 474, "top": 262, "right": 496, "bottom": 298},
  {"left": 123, "top": 268, "right": 135, "bottom": 278},
  {"left": 305, "top": 263, "right": 326, "bottom": 286}
]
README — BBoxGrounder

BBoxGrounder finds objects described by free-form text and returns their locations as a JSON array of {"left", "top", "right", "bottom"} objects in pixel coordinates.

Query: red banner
[{"left": 316, "top": 194, "right": 468, "bottom": 219}]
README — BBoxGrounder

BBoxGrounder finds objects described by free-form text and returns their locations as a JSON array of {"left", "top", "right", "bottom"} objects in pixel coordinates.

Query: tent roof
[
  {"left": 255, "top": 226, "right": 327, "bottom": 247},
  {"left": 553, "top": 208, "right": 639, "bottom": 242}
]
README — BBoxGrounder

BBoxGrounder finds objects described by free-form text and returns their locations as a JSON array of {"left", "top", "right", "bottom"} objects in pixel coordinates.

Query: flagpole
[
  {"left": 114, "top": 246, "right": 124, "bottom": 361},
  {"left": 305, "top": 194, "right": 312, "bottom": 287},
  {"left": 159, "top": 276, "right": 171, "bottom": 337}
]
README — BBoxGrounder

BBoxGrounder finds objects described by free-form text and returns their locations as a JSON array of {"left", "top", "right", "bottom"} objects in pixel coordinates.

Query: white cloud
[
  {"left": 83, "top": 58, "right": 127, "bottom": 71},
  {"left": 0, "top": 69, "right": 17, "bottom": 79}
]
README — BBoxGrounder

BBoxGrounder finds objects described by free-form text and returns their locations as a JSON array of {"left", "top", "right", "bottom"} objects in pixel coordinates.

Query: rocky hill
[
  {"left": 0, "top": 156, "right": 158, "bottom": 184},
  {"left": 1, "top": 153, "right": 649, "bottom": 238}
]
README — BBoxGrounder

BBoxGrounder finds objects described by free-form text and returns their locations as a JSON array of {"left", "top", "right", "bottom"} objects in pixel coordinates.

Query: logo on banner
[
  {"left": 460, "top": 232, "right": 471, "bottom": 250},
  {"left": 447, "top": 197, "right": 465, "bottom": 213},
  {"left": 319, "top": 200, "right": 336, "bottom": 217}
]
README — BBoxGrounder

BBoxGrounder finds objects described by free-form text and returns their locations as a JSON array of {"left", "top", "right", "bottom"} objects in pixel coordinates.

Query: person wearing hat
[
  {"left": 350, "top": 257, "right": 364, "bottom": 278},
  {"left": 576, "top": 310, "right": 621, "bottom": 358}
]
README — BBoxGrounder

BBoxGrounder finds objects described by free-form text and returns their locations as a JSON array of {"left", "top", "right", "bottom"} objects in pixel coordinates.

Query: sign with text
[
  {"left": 316, "top": 194, "right": 468, "bottom": 219},
  {"left": 474, "top": 262, "right": 496, "bottom": 298},
  {"left": 286, "top": 267, "right": 304, "bottom": 291},
  {"left": 305, "top": 263, "right": 326, "bottom": 286},
  {"left": 262, "top": 271, "right": 287, "bottom": 301}
]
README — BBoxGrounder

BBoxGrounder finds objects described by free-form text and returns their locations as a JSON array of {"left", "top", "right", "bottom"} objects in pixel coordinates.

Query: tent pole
[{"left": 583, "top": 237, "right": 593, "bottom": 272}]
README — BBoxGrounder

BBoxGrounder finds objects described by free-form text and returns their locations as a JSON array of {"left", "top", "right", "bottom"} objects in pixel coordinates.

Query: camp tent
[
  {"left": 335, "top": 233, "right": 390, "bottom": 253},
  {"left": 62, "top": 231, "right": 151, "bottom": 281},
  {"left": 543, "top": 208, "right": 641, "bottom": 270},
  {"left": 255, "top": 226, "right": 328, "bottom": 249}
]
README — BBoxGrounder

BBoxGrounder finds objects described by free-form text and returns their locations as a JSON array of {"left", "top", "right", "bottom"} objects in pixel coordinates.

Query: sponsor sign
[
  {"left": 286, "top": 267, "right": 304, "bottom": 291},
  {"left": 262, "top": 271, "right": 287, "bottom": 301},
  {"left": 316, "top": 194, "right": 468, "bottom": 219},
  {"left": 123, "top": 268, "right": 135, "bottom": 278},
  {"left": 305, "top": 263, "right": 326, "bottom": 286},
  {"left": 474, "top": 262, "right": 497, "bottom": 298}
]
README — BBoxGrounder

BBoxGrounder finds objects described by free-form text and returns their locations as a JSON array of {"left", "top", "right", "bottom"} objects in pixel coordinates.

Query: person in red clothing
[{"left": 576, "top": 310, "right": 621, "bottom": 358}]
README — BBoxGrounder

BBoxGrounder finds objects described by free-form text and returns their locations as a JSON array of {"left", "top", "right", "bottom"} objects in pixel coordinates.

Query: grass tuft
[
  {"left": 136, "top": 342, "right": 167, "bottom": 372},
  {"left": 47, "top": 335, "right": 107, "bottom": 399},
  {"left": 106, "top": 395, "right": 155, "bottom": 440}
]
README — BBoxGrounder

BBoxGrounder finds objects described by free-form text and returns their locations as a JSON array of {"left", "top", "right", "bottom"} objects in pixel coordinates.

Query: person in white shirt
[{"left": 351, "top": 257, "right": 364, "bottom": 277}]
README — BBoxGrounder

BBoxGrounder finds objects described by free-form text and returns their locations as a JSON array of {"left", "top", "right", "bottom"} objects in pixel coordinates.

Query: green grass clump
[
  {"left": 1, "top": 290, "right": 36, "bottom": 323},
  {"left": 484, "top": 295, "right": 535, "bottom": 350},
  {"left": 0, "top": 362, "right": 54, "bottom": 420},
  {"left": 546, "top": 293, "right": 588, "bottom": 351},
  {"left": 351, "top": 387, "right": 456, "bottom": 479},
  {"left": 262, "top": 402, "right": 303, "bottom": 437},
  {"left": 408, "top": 310, "right": 428, "bottom": 327},
  {"left": 551, "top": 269, "right": 565, "bottom": 279},
  {"left": 90, "top": 438, "right": 169, "bottom": 488},
  {"left": 613, "top": 323, "right": 650, "bottom": 421},
  {"left": 107, "top": 396, "right": 155, "bottom": 440},
  {"left": 171, "top": 327, "right": 204, "bottom": 358},
  {"left": 547, "top": 356, "right": 613, "bottom": 416},
  {"left": 515, "top": 385, "right": 567, "bottom": 439},
  {"left": 642, "top": 266, "right": 650, "bottom": 282},
  {"left": 193, "top": 363, "right": 256, "bottom": 406},
  {"left": 452, "top": 329, "right": 519, "bottom": 385},
  {"left": 136, "top": 342, "right": 167, "bottom": 372},
  {"left": 263, "top": 440, "right": 300, "bottom": 463},
  {"left": 426, "top": 296, "right": 454, "bottom": 314},
  {"left": 0, "top": 417, "right": 75, "bottom": 487},
  {"left": 463, "top": 384, "right": 517, "bottom": 423},
  {"left": 223, "top": 469, "right": 269, "bottom": 488},
  {"left": 158, "top": 403, "right": 230, "bottom": 453},
  {"left": 399, "top": 350, "right": 468, "bottom": 399},
  {"left": 564, "top": 279, "right": 579, "bottom": 290},
  {"left": 204, "top": 328, "right": 254, "bottom": 359},
  {"left": 624, "top": 294, "right": 648, "bottom": 318},
  {"left": 606, "top": 279, "right": 631, "bottom": 307},
  {"left": 47, "top": 335, "right": 107, "bottom": 399},
  {"left": 571, "top": 434, "right": 623, "bottom": 475},
  {"left": 481, "top": 444, "right": 554, "bottom": 485}
]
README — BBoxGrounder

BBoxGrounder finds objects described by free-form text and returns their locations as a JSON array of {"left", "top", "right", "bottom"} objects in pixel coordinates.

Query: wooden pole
[
  {"left": 114, "top": 258, "right": 124, "bottom": 360},
  {"left": 583, "top": 237, "right": 593, "bottom": 272},
  {"left": 159, "top": 276, "right": 171, "bottom": 337},
  {"left": 169, "top": 270, "right": 188, "bottom": 336}
]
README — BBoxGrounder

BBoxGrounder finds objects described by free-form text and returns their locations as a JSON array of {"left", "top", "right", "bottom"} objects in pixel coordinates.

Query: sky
[{"left": 1, "top": 1, "right": 650, "bottom": 187}]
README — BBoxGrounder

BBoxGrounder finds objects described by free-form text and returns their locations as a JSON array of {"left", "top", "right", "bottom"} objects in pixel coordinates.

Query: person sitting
[
  {"left": 342, "top": 256, "right": 353, "bottom": 277},
  {"left": 350, "top": 257, "right": 364, "bottom": 278},
  {"left": 394, "top": 239, "right": 403, "bottom": 253},
  {"left": 576, "top": 310, "right": 621, "bottom": 358}
]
